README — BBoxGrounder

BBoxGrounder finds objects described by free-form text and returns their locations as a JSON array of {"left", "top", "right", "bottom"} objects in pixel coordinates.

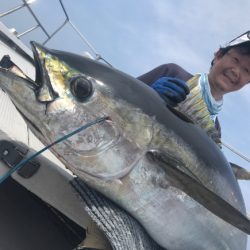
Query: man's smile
[{"left": 223, "top": 71, "right": 238, "bottom": 86}]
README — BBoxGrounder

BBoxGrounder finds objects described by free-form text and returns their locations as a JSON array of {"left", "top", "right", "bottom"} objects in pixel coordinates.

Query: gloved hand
[{"left": 151, "top": 77, "right": 190, "bottom": 106}]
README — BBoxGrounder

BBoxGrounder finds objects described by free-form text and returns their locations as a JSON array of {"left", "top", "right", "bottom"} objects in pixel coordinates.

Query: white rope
[{"left": 221, "top": 140, "right": 250, "bottom": 163}]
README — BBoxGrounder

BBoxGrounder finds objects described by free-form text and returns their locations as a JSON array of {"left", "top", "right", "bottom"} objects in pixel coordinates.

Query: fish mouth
[
  {"left": 30, "top": 42, "right": 43, "bottom": 86},
  {"left": 0, "top": 51, "right": 40, "bottom": 92},
  {"left": 0, "top": 42, "right": 56, "bottom": 102},
  {"left": 30, "top": 41, "right": 59, "bottom": 103},
  {"left": 0, "top": 67, "right": 47, "bottom": 141}
]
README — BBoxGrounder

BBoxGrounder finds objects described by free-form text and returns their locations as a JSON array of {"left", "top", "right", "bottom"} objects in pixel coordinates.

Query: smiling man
[
  {"left": 209, "top": 42, "right": 250, "bottom": 101},
  {"left": 138, "top": 31, "right": 250, "bottom": 138}
]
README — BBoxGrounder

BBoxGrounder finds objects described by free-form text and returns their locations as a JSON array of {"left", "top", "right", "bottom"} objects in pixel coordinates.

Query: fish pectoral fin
[
  {"left": 168, "top": 105, "right": 195, "bottom": 124},
  {"left": 230, "top": 162, "right": 250, "bottom": 180},
  {"left": 146, "top": 150, "right": 250, "bottom": 235}
]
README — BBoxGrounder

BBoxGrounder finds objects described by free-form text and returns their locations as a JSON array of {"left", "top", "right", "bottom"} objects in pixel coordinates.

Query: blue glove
[{"left": 151, "top": 77, "right": 190, "bottom": 106}]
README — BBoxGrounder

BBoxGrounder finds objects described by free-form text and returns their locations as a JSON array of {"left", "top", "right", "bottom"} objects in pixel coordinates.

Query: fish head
[
  {"left": 33, "top": 41, "right": 94, "bottom": 107},
  {"left": 32, "top": 41, "right": 159, "bottom": 144},
  {"left": 0, "top": 42, "right": 165, "bottom": 179}
]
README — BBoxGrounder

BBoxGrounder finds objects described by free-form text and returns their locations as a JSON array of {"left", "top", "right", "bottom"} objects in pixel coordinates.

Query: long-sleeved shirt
[{"left": 137, "top": 63, "right": 221, "bottom": 137}]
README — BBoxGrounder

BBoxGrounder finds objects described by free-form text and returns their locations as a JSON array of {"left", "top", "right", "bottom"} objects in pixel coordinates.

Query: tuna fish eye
[{"left": 69, "top": 75, "right": 94, "bottom": 102}]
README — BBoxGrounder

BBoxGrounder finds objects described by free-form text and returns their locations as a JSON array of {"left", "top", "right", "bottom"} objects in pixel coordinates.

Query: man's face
[{"left": 208, "top": 47, "right": 250, "bottom": 99}]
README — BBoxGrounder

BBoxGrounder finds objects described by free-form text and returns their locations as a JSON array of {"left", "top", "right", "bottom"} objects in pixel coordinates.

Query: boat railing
[{"left": 0, "top": 0, "right": 111, "bottom": 66}]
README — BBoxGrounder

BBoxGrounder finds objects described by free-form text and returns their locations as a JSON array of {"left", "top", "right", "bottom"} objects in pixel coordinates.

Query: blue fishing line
[{"left": 0, "top": 116, "right": 108, "bottom": 184}]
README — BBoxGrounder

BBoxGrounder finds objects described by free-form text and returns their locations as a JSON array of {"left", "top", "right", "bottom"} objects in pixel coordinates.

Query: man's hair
[{"left": 211, "top": 42, "right": 250, "bottom": 66}]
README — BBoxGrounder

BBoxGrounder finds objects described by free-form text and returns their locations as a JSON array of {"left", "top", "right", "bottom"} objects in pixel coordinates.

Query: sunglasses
[{"left": 227, "top": 31, "right": 250, "bottom": 47}]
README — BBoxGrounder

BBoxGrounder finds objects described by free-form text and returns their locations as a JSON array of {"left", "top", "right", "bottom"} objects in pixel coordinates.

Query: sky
[{"left": 1, "top": 0, "right": 250, "bottom": 248}]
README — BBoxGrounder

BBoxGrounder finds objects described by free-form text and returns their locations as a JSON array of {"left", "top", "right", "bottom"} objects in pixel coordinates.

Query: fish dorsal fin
[
  {"left": 146, "top": 150, "right": 250, "bottom": 234},
  {"left": 230, "top": 162, "right": 250, "bottom": 180},
  {"left": 167, "top": 105, "right": 195, "bottom": 124}
]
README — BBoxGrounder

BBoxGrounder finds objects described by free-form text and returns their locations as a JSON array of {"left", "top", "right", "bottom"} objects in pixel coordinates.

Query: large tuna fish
[{"left": 0, "top": 42, "right": 250, "bottom": 250}]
